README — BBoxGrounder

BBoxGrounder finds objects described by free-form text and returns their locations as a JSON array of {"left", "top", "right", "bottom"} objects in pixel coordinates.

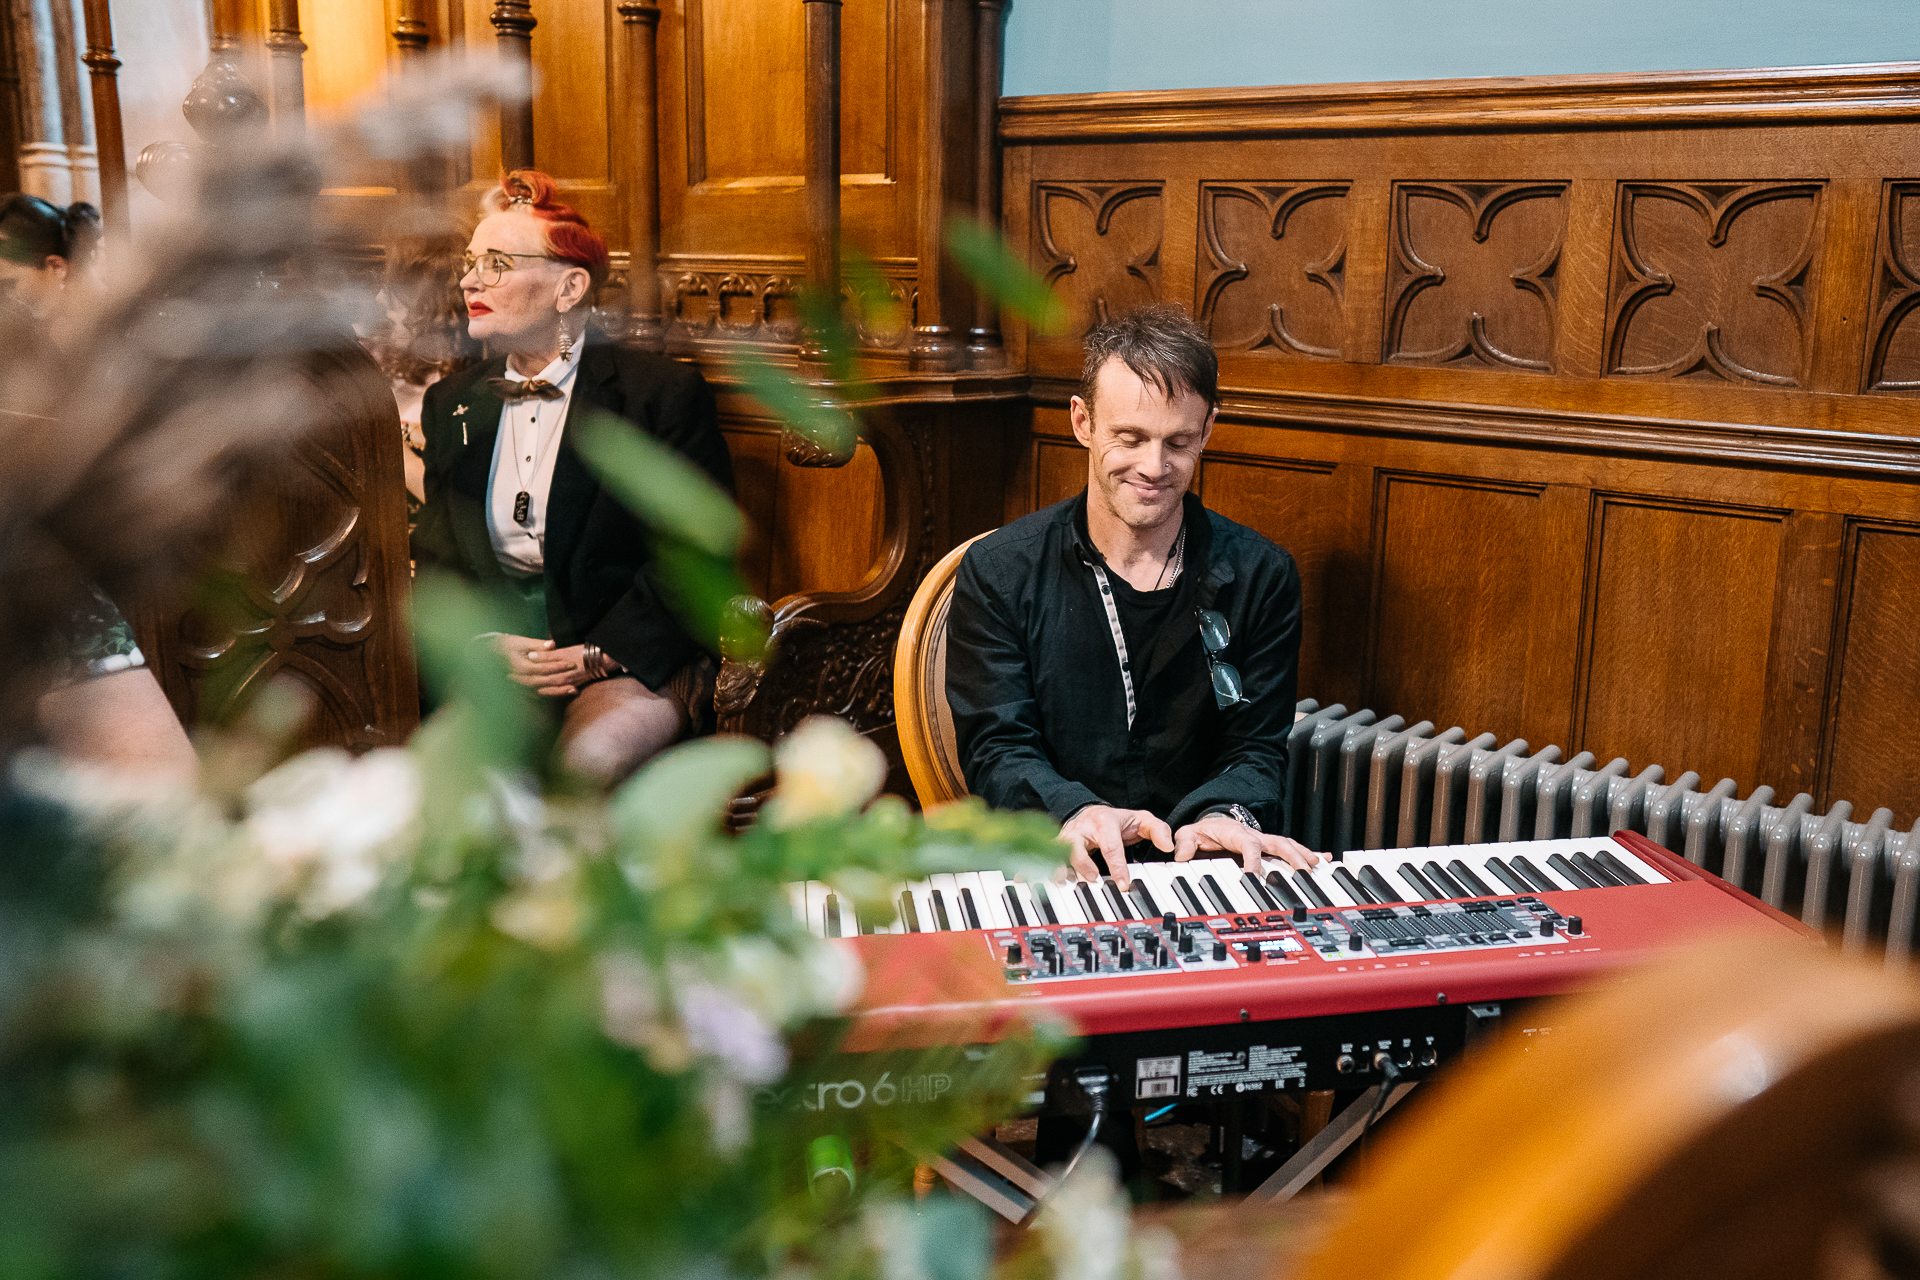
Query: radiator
[{"left": 1281, "top": 700, "right": 1920, "bottom": 964}]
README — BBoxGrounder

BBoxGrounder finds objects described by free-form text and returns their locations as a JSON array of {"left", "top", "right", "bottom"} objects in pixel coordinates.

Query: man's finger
[
  {"left": 1139, "top": 813, "right": 1174, "bottom": 854},
  {"left": 1067, "top": 838, "right": 1101, "bottom": 884},
  {"left": 1264, "top": 835, "right": 1319, "bottom": 872},
  {"left": 537, "top": 685, "right": 575, "bottom": 698},
  {"left": 1172, "top": 824, "right": 1200, "bottom": 862},
  {"left": 1095, "top": 815, "right": 1132, "bottom": 890}
]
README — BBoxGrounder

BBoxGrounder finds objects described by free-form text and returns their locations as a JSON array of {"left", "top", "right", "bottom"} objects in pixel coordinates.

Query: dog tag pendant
[{"left": 513, "top": 490, "right": 531, "bottom": 525}]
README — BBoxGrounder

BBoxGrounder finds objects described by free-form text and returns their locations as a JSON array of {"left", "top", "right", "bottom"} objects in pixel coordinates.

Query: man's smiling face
[{"left": 1072, "top": 357, "right": 1215, "bottom": 536}]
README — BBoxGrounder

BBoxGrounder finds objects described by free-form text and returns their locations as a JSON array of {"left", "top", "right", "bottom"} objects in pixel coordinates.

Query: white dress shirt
[{"left": 486, "top": 344, "right": 582, "bottom": 574}]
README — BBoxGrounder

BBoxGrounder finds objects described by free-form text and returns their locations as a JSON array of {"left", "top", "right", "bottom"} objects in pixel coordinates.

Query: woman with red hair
[{"left": 412, "top": 171, "right": 732, "bottom": 783}]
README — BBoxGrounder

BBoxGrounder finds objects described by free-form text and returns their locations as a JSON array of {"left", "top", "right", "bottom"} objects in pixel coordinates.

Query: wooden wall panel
[
  {"left": 1368, "top": 474, "right": 1585, "bottom": 752},
  {"left": 722, "top": 425, "right": 781, "bottom": 600},
  {"left": 1197, "top": 181, "right": 1351, "bottom": 361},
  {"left": 767, "top": 441, "right": 886, "bottom": 599},
  {"left": 1200, "top": 453, "right": 1366, "bottom": 708},
  {"left": 1577, "top": 496, "right": 1786, "bottom": 787},
  {"left": 1823, "top": 523, "right": 1920, "bottom": 828},
  {"left": 1032, "top": 433, "right": 1086, "bottom": 510}
]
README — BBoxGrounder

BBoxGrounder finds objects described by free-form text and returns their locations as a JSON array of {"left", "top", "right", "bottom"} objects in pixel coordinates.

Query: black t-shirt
[{"left": 1106, "top": 570, "right": 1184, "bottom": 684}]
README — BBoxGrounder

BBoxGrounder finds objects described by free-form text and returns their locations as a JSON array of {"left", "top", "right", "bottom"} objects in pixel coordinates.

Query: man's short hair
[{"left": 1079, "top": 303, "right": 1219, "bottom": 416}]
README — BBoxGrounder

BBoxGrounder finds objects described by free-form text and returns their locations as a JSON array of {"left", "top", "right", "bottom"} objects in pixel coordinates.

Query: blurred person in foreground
[
  {"left": 946, "top": 304, "right": 1318, "bottom": 888},
  {"left": 363, "top": 233, "right": 479, "bottom": 533},
  {"left": 0, "top": 193, "right": 197, "bottom": 783},
  {"left": 412, "top": 171, "right": 733, "bottom": 785}
]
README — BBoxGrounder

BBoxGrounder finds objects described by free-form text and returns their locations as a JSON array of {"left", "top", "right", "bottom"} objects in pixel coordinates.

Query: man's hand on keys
[
  {"left": 1173, "top": 812, "right": 1323, "bottom": 874},
  {"left": 1058, "top": 805, "right": 1172, "bottom": 890}
]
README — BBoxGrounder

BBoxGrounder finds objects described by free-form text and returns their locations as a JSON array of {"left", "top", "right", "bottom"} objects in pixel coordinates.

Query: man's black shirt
[{"left": 945, "top": 489, "right": 1302, "bottom": 838}]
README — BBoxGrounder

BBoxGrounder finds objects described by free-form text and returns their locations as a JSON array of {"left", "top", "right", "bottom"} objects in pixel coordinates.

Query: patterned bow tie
[{"left": 485, "top": 377, "right": 565, "bottom": 402}]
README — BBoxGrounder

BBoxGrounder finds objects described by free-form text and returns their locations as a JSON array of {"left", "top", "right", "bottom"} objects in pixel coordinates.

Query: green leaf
[
  {"left": 571, "top": 410, "right": 744, "bottom": 559},
  {"left": 731, "top": 350, "right": 859, "bottom": 461},
  {"left": 944, "top": 215, "right": 1069, "bottom": 336},
  {"left": 609, "top": 735, "right": 771, "bottom": 851}
]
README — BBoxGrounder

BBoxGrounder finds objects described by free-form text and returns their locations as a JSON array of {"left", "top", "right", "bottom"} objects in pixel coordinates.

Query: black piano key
[
  {"left": 1005, "top": 885, "right": 1029, "bottom": 927},
  {"left": 1131, "top": 880, "right": 1163, "bottom": 919},
  {"left": 959, "top": 887, "right": 983, "bottom": 930},
  {"left": 1508, "top": 856, "right": 1562, "bottom": 894},
  {"left": 1358, "top": 866, "right": 1403, "bottom": 903},
  {"left": 1397, "top": 863, "right": 1443, "bottom": 900},
  {"left": 1200, "top": 874, "right": 1237, "bottom": 915},
  {"left": 1424, "top": 861, "right": 1470, "bottom": 899},
  {"left": 1331, "top": 866, "right": 1378, "bottom": 905},
  {"left": 1171, "top": 875, "right": 1208, "bottom": 917},
  {"left": 824, "top": 893, "right": 842, "bottom": 937},
  {"left": 1104, "top": 880, "right": 1137, "bottom": 921},
  {"left": 899, "top": 890, "right": 922, "bottom": 933},
  {"left": 1572, "top": 851, "right": 1626, "bottom": 888},
  {"left": 1076, "top": 882, "right": 1107, "bottom": 923},
  {"left": 1263, "top": 870, "right": 1306, "bottom": 911},
  {"left": 931, "top": 890, "right": 953, "bottom": 931},
  {"left": 1242, "top": 873, "right": 1281, "bottom": 912},
  {"left": 1482, "top": 858, "right": 1533, "bottom": 894},
  {"left": 1548, "top": 853, "right": 1604, "bottom": 890},
  {"left": 1596, "top": 849, "right": 1650, "bottom": 885},
  {"left": 1293, "top": 870, "right": 1335, "bottom": 909},
  {"left": 1036, "top": 887, "right": 1060, "bottom": 924},
  {"left": 1446, "top": 860, "right": 1494, "bottom": 897}
]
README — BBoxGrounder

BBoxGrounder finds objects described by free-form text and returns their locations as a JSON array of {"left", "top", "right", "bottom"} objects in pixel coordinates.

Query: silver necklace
[{"left": 1153, "top": 526, "right": 1187, "bottom": 591}]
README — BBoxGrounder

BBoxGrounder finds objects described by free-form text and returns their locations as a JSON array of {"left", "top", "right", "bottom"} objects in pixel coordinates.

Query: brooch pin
[{"left": 453, "top": 403, "right": 469, "bottom": 444}]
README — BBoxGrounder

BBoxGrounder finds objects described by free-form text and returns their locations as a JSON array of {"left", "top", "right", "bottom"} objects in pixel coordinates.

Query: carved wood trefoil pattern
[
  {"left": 1196, "top": 181, "right": 1350, "bottom": 360},
  {"left": 1032, "top": 181, "right": 1164, "bottom": 336},
  {"left": 1864, "top": 181, "right": 1920, "bottom": 394},
  {"left": 1383, "top": 181, "right": 1567, "bottom": 373},
  {"left": 660, "top": 264, "right": 915, "bottom": 349},
  {"left": 1605, "top": 181, "right": 1824, "bottom": 388}
]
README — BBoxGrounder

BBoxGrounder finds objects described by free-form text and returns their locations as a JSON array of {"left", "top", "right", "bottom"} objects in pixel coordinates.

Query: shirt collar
[{"left": 503, "top": 342, "right": 581, "bottom": 389}]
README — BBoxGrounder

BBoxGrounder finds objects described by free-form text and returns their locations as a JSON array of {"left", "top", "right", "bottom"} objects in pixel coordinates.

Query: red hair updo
[{"left": 484, "top": 169, "right": 611, "bottom": 292}]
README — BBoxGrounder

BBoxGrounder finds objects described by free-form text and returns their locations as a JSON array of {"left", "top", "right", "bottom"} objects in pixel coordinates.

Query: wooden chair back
[{"left": 893, "top": 532, "right": 989, "bottom": 808}]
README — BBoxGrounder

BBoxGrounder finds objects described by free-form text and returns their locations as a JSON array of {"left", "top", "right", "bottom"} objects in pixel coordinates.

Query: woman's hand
[{"left": 496, "top": 635, "right": 588, "bottom": 697}]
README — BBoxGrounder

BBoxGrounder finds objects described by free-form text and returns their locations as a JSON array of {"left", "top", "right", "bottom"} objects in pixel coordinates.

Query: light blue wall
[{"left": 1003, "top": 0, "right": 1920, "bottom": 97}]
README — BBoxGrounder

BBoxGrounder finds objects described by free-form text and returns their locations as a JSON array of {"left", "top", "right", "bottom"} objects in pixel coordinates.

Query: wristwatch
[{"left": 1225, "top": 803, "right": 1262, "bottom": 832}]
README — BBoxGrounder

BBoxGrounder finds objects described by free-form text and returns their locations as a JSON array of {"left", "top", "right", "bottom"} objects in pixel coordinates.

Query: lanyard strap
[
  {"left": 1085, "top": 527, "right": 1185, "bottom": 732},
  {"left": 1087, "top": 561, "right": 1138, "bottom": 730}
]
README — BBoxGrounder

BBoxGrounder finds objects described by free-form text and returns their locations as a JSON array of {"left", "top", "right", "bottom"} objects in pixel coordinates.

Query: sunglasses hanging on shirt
[{"left": 1197, "top": 608, "right": 1248, "bottom": 708}]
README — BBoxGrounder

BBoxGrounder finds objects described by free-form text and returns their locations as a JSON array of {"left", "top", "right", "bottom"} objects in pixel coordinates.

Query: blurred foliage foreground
[{"left": 0, "top": 410, "right": 1181, "bottom": 1280}]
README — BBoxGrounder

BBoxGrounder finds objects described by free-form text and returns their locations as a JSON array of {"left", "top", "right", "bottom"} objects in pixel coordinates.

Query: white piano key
[
  {"left": 907, "top": 881, "right": 939, "bottom": 933},
  {"left": 927, "top": 874, "right": 962, "bottom": 930},
  {"left": 1128, "top": 863, "right": 1180, "bottom": 918},
  {"left": 1302, "top": 863, "right": 1361, "bottom": 908},
  {"left": 1042, "top": 878, "right": 1089, "bottom": 925},
  {"left": 1197, "top": 858, "right": 1268, "bottom": 914},
  {"left": 975, "top": 870, "right": 1014, "bottom": 928},
  {"left": 804, "top": 881, "right": 831, "bottom": 938},
  {"left": 1008, "top": 878, "right": 1047, "bottom": 925},
  {"left": 789, "top": 880, "right": 809, "bottom": 930}
]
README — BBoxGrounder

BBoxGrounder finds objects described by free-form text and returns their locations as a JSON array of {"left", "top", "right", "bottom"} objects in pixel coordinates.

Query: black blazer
[{"left": 412, "top": 341, "right": 733, "bottom": 690}]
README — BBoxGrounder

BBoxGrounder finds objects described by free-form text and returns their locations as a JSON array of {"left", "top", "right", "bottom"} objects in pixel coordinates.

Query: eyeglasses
[
  {"left": 1197, "top": 609, "right": 1247, "bottom": 708},
  {"left": 460, "top": 249, "right": 560, "bottom": 286}
]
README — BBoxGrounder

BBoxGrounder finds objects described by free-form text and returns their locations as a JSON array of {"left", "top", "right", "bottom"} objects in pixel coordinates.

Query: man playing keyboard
[{"left": 946, "top": 304, "right": 1322, "bottom": 890}]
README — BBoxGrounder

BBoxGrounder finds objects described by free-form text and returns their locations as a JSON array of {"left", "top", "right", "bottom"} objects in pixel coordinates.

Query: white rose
[
  {"left": 763, "top": 717, "right": 886, "bottom": 829},
  {"left": 243, "top": 747, "right": 421, "bottom": 917}
]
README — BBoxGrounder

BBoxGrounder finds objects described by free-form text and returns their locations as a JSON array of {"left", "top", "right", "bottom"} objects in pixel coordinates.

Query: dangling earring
[{"left": 556, "top": 302, "right": 574, "bottom": 359}]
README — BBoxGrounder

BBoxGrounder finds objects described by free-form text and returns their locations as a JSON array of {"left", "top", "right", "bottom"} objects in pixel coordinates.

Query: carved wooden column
[
  {"left": 392, "top": 0, "right": 431, "bottom": 61},
  {"left": 802, "top": 0, "right": 841, "bottom": 361},
  {"left": 78, "top": 0, "right": 128, "bottom": 236},
  {"left": 493, "top": 0, "right": 536, "bottom": 170},
  {"left": 966, "top": 0, "right": 1005, "bottom": 368},
  {"left": 910, "top": 0, "right": 961, "bottom": 371},
  {"left": 618, "top": 2, "right": 663, "bottom": 348},
  {"left": 265, "top": 0, "right": 305, "bottom": 132}
]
